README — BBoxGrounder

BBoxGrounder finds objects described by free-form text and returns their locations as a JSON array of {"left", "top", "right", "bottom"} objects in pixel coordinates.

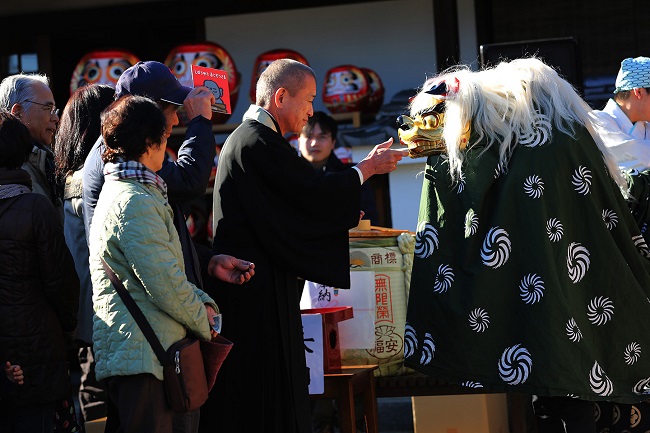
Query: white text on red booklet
[{"left": 191, "top": 64, "right": 231, "bottom": 114}]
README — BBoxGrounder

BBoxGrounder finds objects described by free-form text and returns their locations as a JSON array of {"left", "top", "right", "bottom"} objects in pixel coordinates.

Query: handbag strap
[{"left": 100, "top": 257, "right": 169, "bottom": 366}]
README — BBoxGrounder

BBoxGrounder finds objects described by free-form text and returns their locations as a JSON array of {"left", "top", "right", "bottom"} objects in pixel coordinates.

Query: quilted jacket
[
  {"left": 89, "top": 177, "right": 216, "bottom": 381},
  {"left": 0, "top": 168, "right": 79, "bottom": 405}
]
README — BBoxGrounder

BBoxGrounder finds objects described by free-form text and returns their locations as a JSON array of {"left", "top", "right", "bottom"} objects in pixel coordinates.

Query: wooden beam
[{"left": 433, "top": 0, "right": 461, "bottom": 71}]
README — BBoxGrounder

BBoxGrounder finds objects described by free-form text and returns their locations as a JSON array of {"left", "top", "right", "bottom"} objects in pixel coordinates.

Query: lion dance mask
[
  {"left": 404, "top": 57, "right": 650, "bottom": 405},
  {"left": 397, "top": 79, "right": 470, "bottom": 158}
]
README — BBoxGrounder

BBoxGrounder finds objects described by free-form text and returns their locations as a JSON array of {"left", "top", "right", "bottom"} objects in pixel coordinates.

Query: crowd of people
[
  {"left": 2, "top": 51, "right": 650, "bottom": 433},
  {"left": 0, "top": 57, "right": 404, "bottom": 433}
]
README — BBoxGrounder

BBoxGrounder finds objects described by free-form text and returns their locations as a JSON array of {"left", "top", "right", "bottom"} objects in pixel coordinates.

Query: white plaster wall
[{"left": 205, "top": 0, "right": 437, "bottom": 123}]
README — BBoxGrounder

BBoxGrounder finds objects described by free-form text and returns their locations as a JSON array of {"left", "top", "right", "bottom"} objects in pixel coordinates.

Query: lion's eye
[{"left": 422, "top": 113, "right": 441, "bottom": 129}]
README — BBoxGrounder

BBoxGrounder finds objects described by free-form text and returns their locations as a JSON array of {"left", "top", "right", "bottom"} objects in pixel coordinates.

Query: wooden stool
[{"left": 310, "top": 365, "right": 379, "bottom": 433}]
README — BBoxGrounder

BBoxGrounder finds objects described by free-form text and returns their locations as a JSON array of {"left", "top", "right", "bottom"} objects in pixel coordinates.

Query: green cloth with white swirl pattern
[{"left": 404, "top": 125, "right": 650, "bottom": 403}]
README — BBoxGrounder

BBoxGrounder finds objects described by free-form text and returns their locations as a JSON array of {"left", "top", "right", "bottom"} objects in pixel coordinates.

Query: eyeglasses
[{"left": 23, "top": 100, "right": 59, "bottom": 116}]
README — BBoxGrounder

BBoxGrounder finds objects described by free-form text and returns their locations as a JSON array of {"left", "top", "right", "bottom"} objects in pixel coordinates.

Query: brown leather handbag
[
  {"left": 101, "top": 258, "right": 231, "bottom": 412},
  {"left": 163, "top": 337, "right": 208, "bottom": 412}
]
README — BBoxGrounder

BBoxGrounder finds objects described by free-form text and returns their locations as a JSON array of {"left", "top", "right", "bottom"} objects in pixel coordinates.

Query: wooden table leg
[
  {"left": 338, "top": 378, "right": 356, "bottom": 433},
  {"left": 312, "top": 366, "right": 379, "bottom": 433},
  {"left": 363, "top": 370, "right": 379, "bottom": 433}
]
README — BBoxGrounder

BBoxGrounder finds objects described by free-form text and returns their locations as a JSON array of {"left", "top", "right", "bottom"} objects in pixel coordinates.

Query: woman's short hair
[
  {"left": 0, "top": 109, "right": 34, "bottom": 169},
  {"left": 101, "top": 95, "right": 166, "bottom": 164}
]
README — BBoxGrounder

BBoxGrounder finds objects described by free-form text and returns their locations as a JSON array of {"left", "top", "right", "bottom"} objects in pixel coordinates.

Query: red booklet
[{"left": 191, "top": 64, "right": 231, "bottom": 114}]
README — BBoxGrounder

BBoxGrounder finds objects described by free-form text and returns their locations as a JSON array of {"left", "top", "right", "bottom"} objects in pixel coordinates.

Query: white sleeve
[{"left": 352, "top": 165, "right": 364, "bottom": 184}]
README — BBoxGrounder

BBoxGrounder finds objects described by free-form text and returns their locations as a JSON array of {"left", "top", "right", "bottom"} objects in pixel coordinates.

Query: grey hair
[
  {"left": 0, "top": 73, "right": 50, "bottom": 110},
  {"left": 255, "top": 59, "right": 315, "bottom": 107}
]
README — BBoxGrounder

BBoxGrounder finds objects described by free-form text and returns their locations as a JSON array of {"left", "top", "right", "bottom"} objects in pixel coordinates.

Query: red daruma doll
[
  {"left": 361, "top": 67, "right": 385, "bottom": 115},
  {"left": 249, "top": 49, "right": 309, "bottom": 103},
  {"left": 165, "top": 42, "right": 240, "bottom": 125},
  {"left": 69, "top": 49, "right": 140, "bottom": 95},
  {"left": 322, "top": 64, "right": 370, "bottom": 114}
]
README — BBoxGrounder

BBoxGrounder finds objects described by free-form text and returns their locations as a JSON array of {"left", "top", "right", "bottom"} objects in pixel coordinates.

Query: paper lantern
[
  {"left": 322, "top": 64, "right": 370, "bottom": 114},
  {"left": 70, "top": 49, "right": 140, "bottom": 95},
  {"left": 249, "top": 49, "right": 309, "bottom": 103},
  {"left": 164, "top": 42, "right": 240, "bottom": 125}
]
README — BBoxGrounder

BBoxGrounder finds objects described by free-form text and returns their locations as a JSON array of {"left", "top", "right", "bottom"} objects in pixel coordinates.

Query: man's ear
[
  {"left": 10, "top": 103, "right": 22, "bottom": 117},
  {"left": 633, "top": 88, "right": 645, "bottom": 99},
  {"left": 274, "top": 87, "right": 286, "bottom": 107}
]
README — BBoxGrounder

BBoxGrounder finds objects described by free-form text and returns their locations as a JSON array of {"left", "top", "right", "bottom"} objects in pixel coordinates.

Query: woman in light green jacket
[{"left": 89, "top": 95, "right": 218, "bottom": 433}]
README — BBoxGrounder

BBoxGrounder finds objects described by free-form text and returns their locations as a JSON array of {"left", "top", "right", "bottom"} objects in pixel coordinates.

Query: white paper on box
[
  {"left": 301, "top": 313, "right": 324, "bottom": 394},
  {"left": 299, "top": 271, "right": 375, "bottom": 349}
]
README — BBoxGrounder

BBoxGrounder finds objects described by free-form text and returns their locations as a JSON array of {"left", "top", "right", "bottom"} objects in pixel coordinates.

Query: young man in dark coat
[
  {"left": 206, "top": 59, "right": 407, "bottom": 433},
  {"left": 299, "top": 110, "right": 379, "bottom": 225}
]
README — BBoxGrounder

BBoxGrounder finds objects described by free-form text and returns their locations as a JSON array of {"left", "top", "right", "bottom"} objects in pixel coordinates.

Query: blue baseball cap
[
  {"left": 115, "top": 61, "right": 191, "bottom": 105},
  {"left": 615, "top": 57, "right": 650, "bottom": 93}
]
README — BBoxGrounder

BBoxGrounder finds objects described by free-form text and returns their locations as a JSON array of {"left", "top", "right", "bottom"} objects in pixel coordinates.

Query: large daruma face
[
  {"left": 70, "top": 50, "right": 140, "bottom": 95},
  {"left": 164, "top": 42, "right": 240, "bottom": 124},
  {"left": 249, "top": 49, "right": 309, "bottom": 103},
  {"left": 322, "top": 65, "right": 370, "bottom": 114}
]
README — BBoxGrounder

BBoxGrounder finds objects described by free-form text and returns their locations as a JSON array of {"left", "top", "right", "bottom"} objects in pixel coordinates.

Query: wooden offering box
[{"left": 301, "top": 306, "right": 353, "bottom": 373}]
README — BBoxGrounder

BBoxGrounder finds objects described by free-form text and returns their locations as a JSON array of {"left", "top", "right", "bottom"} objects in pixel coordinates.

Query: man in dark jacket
[
  {"left": 83, "top": 61, "right": 254, "bottom": 291},
  {"left": 207, "top": 59, "right": 406, "bottom": 433},
  {"left": 299, "top": 111, "right": 379, "bottom": 225}
]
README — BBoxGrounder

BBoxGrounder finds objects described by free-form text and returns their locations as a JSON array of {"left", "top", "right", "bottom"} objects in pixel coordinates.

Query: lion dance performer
[{"left": 399, "top": 57, "right": 650, "bottom": 432}]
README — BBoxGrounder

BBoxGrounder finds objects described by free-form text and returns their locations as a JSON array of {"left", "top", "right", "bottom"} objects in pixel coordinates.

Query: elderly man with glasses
[{"left": 0, "top": 73, "right": 62, "bottom": 216}]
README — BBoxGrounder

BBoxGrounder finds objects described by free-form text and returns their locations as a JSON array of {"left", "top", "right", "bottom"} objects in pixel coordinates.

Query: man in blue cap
[
  {"left": 593, "top": 56, "right": 650, "bottom": 171},
  {"left": 84, "top": 61, "right": 254, "bottom": 287},
  {"left": 81, "top": 61, "right": 255, "bottom": 433}
]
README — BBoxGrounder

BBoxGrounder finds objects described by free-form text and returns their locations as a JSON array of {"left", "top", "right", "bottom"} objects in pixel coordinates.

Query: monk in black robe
[{"left": 201, "top": 59, "right": 406, "bottom": 433}]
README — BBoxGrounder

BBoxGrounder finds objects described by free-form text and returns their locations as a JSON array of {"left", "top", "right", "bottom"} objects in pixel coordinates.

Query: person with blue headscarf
[{"left": 593, "top": 57, "right": 650, "bottom": 171}]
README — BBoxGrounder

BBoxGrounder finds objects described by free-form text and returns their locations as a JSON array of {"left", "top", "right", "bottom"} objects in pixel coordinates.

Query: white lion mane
[{"left": 409, "top": 57, "right": 626, "bottom": 193}]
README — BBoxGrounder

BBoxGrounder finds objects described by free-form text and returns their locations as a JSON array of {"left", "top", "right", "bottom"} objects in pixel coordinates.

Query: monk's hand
[
  {"left": 208, "top": 254, "right": 255, "bottom": 284},
  {"left": 355, "top": 138, "right": 409, "bottom": 181}
]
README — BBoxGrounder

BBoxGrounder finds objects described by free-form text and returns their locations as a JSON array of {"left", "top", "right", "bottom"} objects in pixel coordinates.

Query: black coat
[
  {"left": 0, "top": 169, "right": 79, "bottom": 405},
  {"left": 203, "top": 116, "right": 361, "bottom": 433},
  {"left": 318, "top": 152, "right": 379, "bottom": 225}
]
